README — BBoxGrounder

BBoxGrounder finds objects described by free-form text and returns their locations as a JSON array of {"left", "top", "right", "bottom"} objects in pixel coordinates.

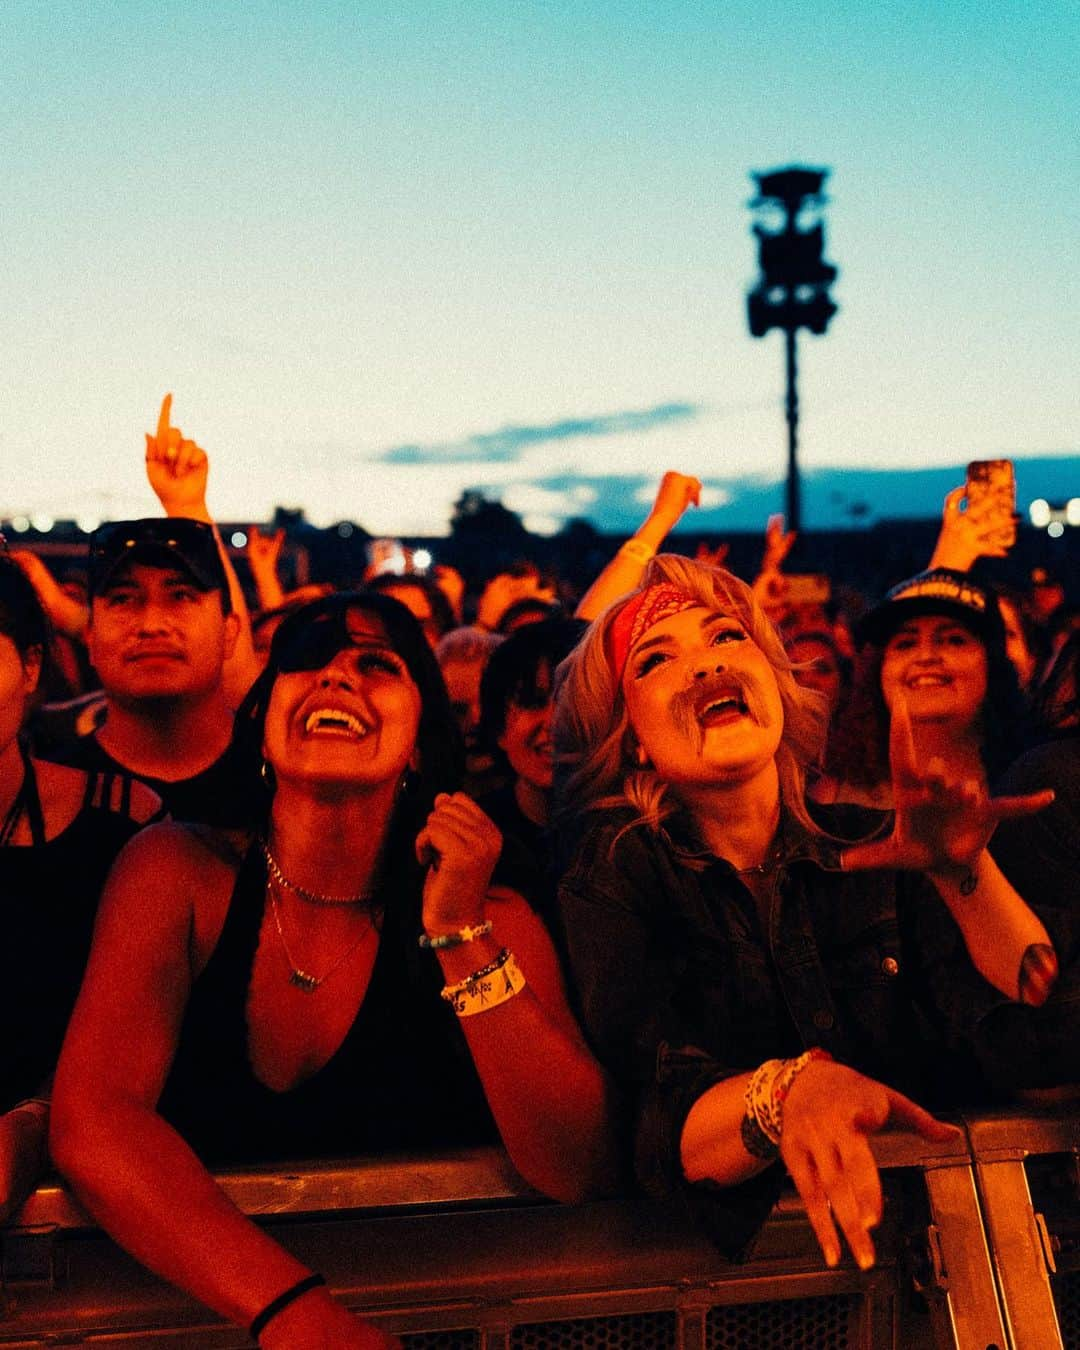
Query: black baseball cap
[
  {"left": 88, "top": 518, "right": 231, "bottom": 610},
  {"left": 856, "top": 568, "right": 1005, "bottom": 650}
]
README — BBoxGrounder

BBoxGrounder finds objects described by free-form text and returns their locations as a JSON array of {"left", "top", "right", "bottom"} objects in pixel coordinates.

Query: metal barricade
[{"left": 1, "top": 1108, "right": 1075, "bottom": 1348}]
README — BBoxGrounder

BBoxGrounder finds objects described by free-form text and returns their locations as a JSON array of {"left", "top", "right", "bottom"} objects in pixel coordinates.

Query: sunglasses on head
[{"left": 90, "top": 517, "right": 217, "bottom": 564}]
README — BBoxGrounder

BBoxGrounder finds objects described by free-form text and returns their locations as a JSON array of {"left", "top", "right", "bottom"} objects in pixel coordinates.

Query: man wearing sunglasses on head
[{"left": 40, "top": 517, "right": 251, "bottom": 827}]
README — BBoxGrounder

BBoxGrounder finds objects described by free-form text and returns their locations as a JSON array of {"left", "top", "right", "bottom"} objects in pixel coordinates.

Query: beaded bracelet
[
  {"left": 742, "top": 1048, "right": 832, "bottom": 1160},
  {"left": 419, "top": 919, "right": 493, "bottom": 950},
  {"left": 441, "top": 949, "right": 526, "bottom": 1017},
  {"left": 618, "top": 538, "right": 656, "bottom": 565},
  {"left": 249, "top": 1273, "right": 326, "bottom": 1340}
]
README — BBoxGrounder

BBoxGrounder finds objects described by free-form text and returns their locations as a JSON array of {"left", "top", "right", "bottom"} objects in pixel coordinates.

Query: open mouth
[
  {"left": 696, "top": 693, "right": 750, "bottom": 727},
  {"left": 303, "top": 708, "right": 369, "bottom": 738},
  {"left": 905, "top": 674, "right": 952, "bottom": 689},
  {"left": 691, "top": 685, "right": 750, "bottom": 729}
]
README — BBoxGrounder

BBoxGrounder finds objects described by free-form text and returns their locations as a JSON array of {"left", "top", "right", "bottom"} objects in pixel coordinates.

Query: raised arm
[
  {"left": 246, "top": 527, "right": 287, "bottom": 612},
  {"left": 416, "top": 793, "right": 618, "bottom": 1201},
  {"left": 9, "top": 549, "right": 89, "bottom": 638},
  {"left": 841, "top": 695, "right": 1056, "bottom": 1003},
  {"left": 144, "top": 394, "right": 262, "bottom": 707},
  {"left": 575, "top": 472, "right": 701, "bottom": 621},
  {"left": 50, "top": 826, "right": 397, "bottom": 1348}
]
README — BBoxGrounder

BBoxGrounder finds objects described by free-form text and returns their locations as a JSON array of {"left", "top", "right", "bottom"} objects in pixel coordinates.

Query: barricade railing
[{"left": 1, "top": 1105, "right": 1076, "bottom": 1348}]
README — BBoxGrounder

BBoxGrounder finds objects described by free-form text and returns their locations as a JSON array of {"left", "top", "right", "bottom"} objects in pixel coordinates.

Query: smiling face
[
  {"left": 261, "top": 608, "right": 422, "bottom": 791},
  {"left": 879, "top": 613, "right": 988, "bottom": 728},
  {"left": 87, "top": 562, "right": 236, "bottom": 705},
  {"left": 621, "top": 605, "right": 784, "bottom": 789},
  {"left": 499, "top": 662, "right": 555, "bottom": 792}
]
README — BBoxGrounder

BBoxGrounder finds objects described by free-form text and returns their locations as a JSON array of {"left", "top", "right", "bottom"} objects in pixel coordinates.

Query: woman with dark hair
[
  {"left": 0, "top": 555, "right": 158, "bottom": 1221},
  {"left": 51, "top": 592, "right": 613, "bottom": 1349},
  {"left": 819, "top": 569, "right": 1026, "bottom": 808}
]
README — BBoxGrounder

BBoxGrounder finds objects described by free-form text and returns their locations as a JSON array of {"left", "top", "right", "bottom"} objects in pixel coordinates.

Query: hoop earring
[{"left": 260, "top": 759, "right": 276, "bottom": 791}]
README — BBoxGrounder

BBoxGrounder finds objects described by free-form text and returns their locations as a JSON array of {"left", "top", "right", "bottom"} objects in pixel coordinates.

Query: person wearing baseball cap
[
  {"left": 39, "top": 516, "right": 249, "bottom": 825},
  {"left": 819, "top": 568, "right": 1025, "bottom": 811}
]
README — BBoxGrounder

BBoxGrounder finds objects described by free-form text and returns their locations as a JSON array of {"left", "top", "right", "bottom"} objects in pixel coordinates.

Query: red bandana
[{"left": 607, "top": 583, "right": 699, "bottom": 682}]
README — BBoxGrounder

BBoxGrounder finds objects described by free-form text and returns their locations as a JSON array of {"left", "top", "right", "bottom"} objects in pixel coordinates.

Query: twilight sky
[{"left": 3, "top": 1, "right": 1077, "bottom": 537}]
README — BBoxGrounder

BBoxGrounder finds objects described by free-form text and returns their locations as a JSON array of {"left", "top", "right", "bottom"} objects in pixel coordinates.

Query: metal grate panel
[
  {"left": 402, "top": 1331, "right": 481, "bottom": 1350},
  {"left": 1055, "top": 1270, "right": 1080, "bottom": 1350},
  {"left": 511, "top": 1310, "right": 678, "bottom": 1349},
  {"left": 705, "top": 1293, "right": 860, "bottom": 1349}
]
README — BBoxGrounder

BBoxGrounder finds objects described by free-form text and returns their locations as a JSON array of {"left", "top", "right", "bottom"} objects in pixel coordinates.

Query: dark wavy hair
[
  {"left": 0, "top": 557, "right": 49, "bottom": 657},
  {"left": 232, "top": 593, "right": 464, "bottom": 856},
  {"left": 825, "top": 604, "right": 1026, "bottom": 789}
]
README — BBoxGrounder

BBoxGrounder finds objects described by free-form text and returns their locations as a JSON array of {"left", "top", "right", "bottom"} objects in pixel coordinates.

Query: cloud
[{"left": 373, "top": 401, "right": 702, "bottom": 465}]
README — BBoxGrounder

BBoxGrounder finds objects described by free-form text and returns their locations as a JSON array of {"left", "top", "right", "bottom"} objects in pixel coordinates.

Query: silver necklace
[
  {"left": 266, "top": 877, "right": 372, "bottom": 993},
  {"left": 260, "top": 838, "right": 376, "bottom": 906}
]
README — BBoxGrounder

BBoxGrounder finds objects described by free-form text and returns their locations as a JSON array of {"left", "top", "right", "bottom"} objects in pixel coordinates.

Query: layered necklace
[{"left": 260, "top": 838, "right": 378, "bottom": 994}]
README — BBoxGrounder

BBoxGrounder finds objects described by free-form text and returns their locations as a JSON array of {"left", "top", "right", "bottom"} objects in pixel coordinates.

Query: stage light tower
[{"left": 747, "top": 165, "right": 839, "bottom": 532}]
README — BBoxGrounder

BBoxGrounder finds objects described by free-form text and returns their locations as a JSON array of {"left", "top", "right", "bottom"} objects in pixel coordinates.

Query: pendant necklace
[{"left": 266, "top": 875, "right": 373, "bottom": 993}]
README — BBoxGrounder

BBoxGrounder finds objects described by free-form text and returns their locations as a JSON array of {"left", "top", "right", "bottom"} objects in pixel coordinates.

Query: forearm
[
  {"left": 575, "top": 514, "right": 675, "bottom": 621},
  {"left": 52, "top": 1099, "right": 313, "bottom": 1328},
  {"left": 679, "top": 1072, "right": 770, "bottom": 1186},
  {"left": 930, "top": 850, "right": 1055, "bottom": 1001},
  {"left": 250, "top": 563, "right": 286, "bottom": 612},
  {"left": 436, "top": 938, "right": 618, "bottom": 1202}
]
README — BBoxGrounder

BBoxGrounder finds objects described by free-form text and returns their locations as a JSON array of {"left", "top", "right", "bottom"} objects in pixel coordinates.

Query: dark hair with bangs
[
  {"left": 0, "top": 557, "right": 49, "bottom": 657},
  {"left": 232, "top": 592, "right": 464, "bottom": 847},
  {"left": 479, "top": 617, "right": 586, "bottom": 762}
]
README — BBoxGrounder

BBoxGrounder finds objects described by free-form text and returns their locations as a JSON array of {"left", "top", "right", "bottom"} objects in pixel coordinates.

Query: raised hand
[
  {"left": 415, "top": 793, "right": 502, "bottom": 935},
  {"left": 761, "top": 512, "right": 797, "bottom": 573},
  {"left": 929, "top": 485, "right": 1015, "bottom": 570},
  {"left": 144, "top": 393, "right": 211, "bottom": 521},
  {"left": 650, "top": 471, "right": 702, "bottom": 530},
  {"left": 841, "top": 694, "right": 1054, "bottom": 876},
  {"left": 781, "top": 1058, "right": 958, "bottom": 1269},
  {"left": 694, "top": 539, "right": 730, "bottom": 569}
]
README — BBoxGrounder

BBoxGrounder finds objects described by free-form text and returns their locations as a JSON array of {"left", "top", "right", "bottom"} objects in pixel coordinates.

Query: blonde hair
[{"left": 553, "top": 555, "right": 829, "bottom": 852}]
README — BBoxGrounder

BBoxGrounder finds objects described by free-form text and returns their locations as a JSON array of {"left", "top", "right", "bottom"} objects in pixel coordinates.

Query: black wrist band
[{"left": 250, "top": 1273, "right": 326, "bottom": 1340}]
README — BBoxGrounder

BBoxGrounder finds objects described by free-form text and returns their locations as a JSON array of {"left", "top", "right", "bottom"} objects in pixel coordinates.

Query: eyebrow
[{"left": 631, "top": 611, "right": 732, "bottom": 658}]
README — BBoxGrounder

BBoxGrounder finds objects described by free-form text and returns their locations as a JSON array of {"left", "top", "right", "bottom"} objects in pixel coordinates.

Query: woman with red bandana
[{"left": 554, "top": 554, "right": 1061, "bottom": 1272}]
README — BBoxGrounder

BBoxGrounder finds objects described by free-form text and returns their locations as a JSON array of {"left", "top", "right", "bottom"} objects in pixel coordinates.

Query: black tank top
[
  {"left": 158, "top": 841, "right": 499, "bottom": 1165},
  {"left": 1, "top": 758, "right": 151, "bottom": 1109}
]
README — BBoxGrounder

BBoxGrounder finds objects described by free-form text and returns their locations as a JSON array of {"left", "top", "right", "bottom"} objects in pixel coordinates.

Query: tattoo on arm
[{"left": 1018, "top": 943, "right": 1058, "bottom": 1007}]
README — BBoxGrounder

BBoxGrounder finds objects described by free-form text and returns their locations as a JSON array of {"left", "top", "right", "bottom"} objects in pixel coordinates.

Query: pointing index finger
[{"left": 156, "top": 393, "right": 173, "bottom": 447}]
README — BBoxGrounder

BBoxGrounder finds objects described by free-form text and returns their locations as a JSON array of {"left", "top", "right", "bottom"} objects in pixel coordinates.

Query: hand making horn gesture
[
  {"left": 840, "top": 694, "right": 1054, "bottom": 878},
  {"left": 144, "top": 393, "right": 211, "bottom": 522}
]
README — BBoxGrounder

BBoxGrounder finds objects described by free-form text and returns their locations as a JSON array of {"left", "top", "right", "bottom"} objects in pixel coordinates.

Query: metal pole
[{"left": 784, "top": 326, "right": 800, "bottom": 532}]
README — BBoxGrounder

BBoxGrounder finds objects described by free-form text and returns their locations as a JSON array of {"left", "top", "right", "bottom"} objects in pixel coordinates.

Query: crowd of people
[{"left": 1, "top": 397, "right": 1076, "bottom": 1347}]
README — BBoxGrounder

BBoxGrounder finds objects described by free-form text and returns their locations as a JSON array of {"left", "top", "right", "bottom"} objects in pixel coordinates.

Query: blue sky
[{"left": 3, "top": 2, "right": 1077, "bottom": 536}]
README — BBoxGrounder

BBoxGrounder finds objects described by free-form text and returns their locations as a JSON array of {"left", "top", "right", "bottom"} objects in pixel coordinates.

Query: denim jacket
[{"left": 556, "top": 803, "right": 1033, "bottom": 1256}]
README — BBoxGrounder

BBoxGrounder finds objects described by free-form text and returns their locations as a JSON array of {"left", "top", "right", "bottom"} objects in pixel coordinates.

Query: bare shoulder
[{"left": 114, "top": 820, "right": 246, "bottom": 882}]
